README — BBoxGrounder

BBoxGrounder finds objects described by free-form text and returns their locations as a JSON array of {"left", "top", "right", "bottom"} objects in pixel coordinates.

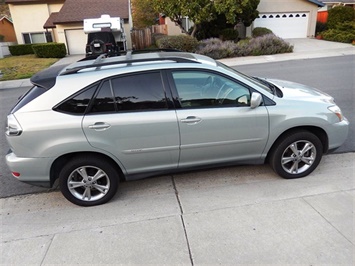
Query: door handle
[
  {"left": 180, "top": 116, "right": 202, "bottom": 124},
  {"left": 88, "top": 122, "right": 111, "bottom": 130}
]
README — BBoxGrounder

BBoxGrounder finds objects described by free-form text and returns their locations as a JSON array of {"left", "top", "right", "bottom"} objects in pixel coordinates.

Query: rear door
[
  {"left": 82, "top": 71, "right": 180, "bottom": 175},
  {"left": 168, "top": 69, "right": 269, "bottom": 168}
]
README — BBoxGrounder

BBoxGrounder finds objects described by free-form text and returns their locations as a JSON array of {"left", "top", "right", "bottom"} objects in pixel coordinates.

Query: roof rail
[
  {"left": 131, "top": 48, "right": 182, "bottom": 54},
  {"left": 60, "top": 56, "right": 200, "bottom": 76}
]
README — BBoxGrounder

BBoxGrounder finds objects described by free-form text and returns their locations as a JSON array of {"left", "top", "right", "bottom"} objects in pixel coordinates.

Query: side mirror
[{"left": 250, "top": 92, "right": 262, "bottom": 109}]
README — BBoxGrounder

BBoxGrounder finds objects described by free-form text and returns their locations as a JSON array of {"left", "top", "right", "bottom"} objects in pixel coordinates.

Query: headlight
[
  {"left": 328, "top": 105, "right": 344, "bottom": 122},
  {"left": 5, "top": 114, "right": 23, "bottom": 136}
]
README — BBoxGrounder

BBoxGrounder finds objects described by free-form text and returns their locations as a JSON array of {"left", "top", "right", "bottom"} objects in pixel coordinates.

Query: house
[
  {"left": 319, "top": 0, "right": 355, "bottom": 9},
  {"left": 0, "top": 15, "right": 16, "bottom": 42},
  {"left": 251, "top": 0, "right": 325, "bottom": 38},
  {"left": 164, "top": 0, "right": 325, "bottom": 39},
  {"left": 6, "top": 0, "right": 133, "bottom": 54}
]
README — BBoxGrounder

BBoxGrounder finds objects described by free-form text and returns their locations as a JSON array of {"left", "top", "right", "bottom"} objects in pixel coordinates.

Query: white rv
[{"left": 84, "top": 14, "right": 126, "bottom": 57}]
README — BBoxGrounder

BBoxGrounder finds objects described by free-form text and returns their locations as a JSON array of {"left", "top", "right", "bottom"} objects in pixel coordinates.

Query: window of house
[{"left": 23, "top": 32, "right": 53, "bottom": 44}]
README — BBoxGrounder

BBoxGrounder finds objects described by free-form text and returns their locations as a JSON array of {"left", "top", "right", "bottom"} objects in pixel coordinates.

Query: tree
[
  {"left": 131, "top": 0, "right": 158, "bottom": 29},
  {"left": 0, "top": 1, "right": 11, "bottom": 18},
  {"left": 151, "top": 0, "right": 260, "bottom": 37}
]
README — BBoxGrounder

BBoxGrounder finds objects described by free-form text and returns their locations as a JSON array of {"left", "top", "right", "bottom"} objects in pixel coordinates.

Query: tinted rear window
[{"left": 10, "top": 86, "right": 47, "bottom": 114}]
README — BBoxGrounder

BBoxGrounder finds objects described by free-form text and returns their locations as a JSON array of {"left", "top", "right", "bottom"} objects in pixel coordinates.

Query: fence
[
  {"left": 131, "top": 25, "right": 168, "bottom": 50},
  {"left": 0, "top": 42, "right": 16, "bottom": 58},
  {"left": 317, "top": 11, "right": 328, "bottom": 23}
]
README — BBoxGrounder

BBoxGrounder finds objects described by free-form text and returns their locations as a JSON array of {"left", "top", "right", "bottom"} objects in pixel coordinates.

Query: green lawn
[{"left": 0, "top": 55, "right": 59, "bottom": 81}]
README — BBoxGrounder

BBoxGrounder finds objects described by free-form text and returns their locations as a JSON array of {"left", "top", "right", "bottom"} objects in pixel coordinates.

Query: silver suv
[{"left": 5, "top": 52, "right": 349, "bottom": 206}]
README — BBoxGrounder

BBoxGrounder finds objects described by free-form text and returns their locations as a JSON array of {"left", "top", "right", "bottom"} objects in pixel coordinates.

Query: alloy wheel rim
[
  {"left": 67, "top": 166, "right": 110, "bottom": 201},
  {"left": 281, "top": 140, "right": 316, "bottom": 175}
]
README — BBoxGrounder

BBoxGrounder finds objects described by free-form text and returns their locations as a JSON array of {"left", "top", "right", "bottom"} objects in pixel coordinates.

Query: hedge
[
  {"left": 9, "top": 44, "right": 35, "bottom": 56},
  {"left": 252, "top": 27, "right": 273, "bottom": 38},
  {"left": 32, "top": 43, "right": 67, "bottom": 58},
  {"left": 196, "top": 34, "right": 293, "bottom": 59},
  {"left": 321, "top": 21, "right": 355, "bottom": 43},
  {"left": 156, "top": 35, "right": 199, "bottom": 52},
  {"left": 327, "top": 6, "right": 355, "bottom": 29}
]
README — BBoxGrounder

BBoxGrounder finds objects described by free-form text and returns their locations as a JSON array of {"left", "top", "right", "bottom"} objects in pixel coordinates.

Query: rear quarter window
[
  {"left": 54, "top": 84, "right": 98, "bottom": 114},
  {"left": 10, "top": 86, "right": 47, "bottom": 114}
]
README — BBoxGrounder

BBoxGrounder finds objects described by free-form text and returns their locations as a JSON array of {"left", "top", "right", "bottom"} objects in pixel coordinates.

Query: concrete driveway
[{"left": 1, "top": 153, "right": 354, "bottom": 265}]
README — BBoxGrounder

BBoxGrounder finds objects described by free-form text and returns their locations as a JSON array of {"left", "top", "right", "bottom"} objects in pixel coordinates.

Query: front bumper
[
  {"left": 5, "top": 151, "right": 52, "bottom": 188},
  {"left": 326, "top": 118, "right": 349, "bottom": 152}
]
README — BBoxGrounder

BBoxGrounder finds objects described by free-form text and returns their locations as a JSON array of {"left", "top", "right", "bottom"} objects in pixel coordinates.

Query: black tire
[
  {"left": 269, "top": 130, "right": 323, "bottom": 179},
  {"left": 59, "top": 155, "right": 119, "bottom": 206}
]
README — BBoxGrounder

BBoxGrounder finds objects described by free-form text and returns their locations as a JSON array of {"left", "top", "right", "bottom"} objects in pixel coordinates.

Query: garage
[
  {"left": 253, "top": 12, "right": 309, "bottom": 38},
  {"left": 65, "top": 29, "right": 87, "bottom": 55}
]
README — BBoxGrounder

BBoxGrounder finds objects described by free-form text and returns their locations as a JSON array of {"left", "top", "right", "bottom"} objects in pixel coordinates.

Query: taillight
[
  {"left": 12, "top": 172, "right": 20, "bottom": 177},
  {"left": 5, "top": 114, "right": 23, "bottom": 136}
]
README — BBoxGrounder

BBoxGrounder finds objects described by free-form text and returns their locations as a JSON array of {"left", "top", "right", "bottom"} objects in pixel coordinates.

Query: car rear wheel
[
  {"left": 59, "top": 156, "right": 119, "bottom": 206},
  {"left": 270, "top": 131, "right": 323, "bottom": 179}
]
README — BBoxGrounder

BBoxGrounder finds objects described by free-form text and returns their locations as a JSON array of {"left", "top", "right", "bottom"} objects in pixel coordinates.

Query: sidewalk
[
  {"left": 1, "top": 153, "right": 354, "bottom": 264},
  {"left": 0, "top": 38, "right": 354, "bottom": 90}
]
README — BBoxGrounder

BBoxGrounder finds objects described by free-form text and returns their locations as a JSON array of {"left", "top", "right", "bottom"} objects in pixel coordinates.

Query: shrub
[
  {"left": 220, "top": 28, "right": 239, "bottom": 41},
  {"left": 9, "top": 44, "right": 34, "bottom": 56},
  {"left": 327, "top": 6, "right": 355, "bottom": 29},
  {"left": 315, "top": 21, "right": 327, "bottom": 35},
  {"left": 245, "top": 34, "right": 293, "bottom": 56},
  {"left": 156, "top": 35, "right": 199, "bottom": 52},
  {"left": 252, "top": 27, "right": 273, "bottom": 38},
  {"left": 322, "top": 21, "right": 355, "bottom": 43},
  {"left": 0, "top": 34, "right": 4, "bottom": 42},
  {"left": 196, "top": 34, "right": 293, "bottom": 59},
  {"left": 196, "top": 38, "right": 240, "bottom": 59},
  {"left": 32, "top": 43, "right": 67, "bottom": 58},
  {"left": 151, "top": 33, "right": 166, "bottom": 44}
]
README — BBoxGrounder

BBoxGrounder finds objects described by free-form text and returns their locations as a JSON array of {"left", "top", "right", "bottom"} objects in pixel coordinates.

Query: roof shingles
[{"left": 53, "top": 0, "right": 129, "bottom": 24}]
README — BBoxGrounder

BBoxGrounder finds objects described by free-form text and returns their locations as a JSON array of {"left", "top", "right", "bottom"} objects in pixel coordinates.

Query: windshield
[{"left": 217, "top": 62, "right": 274, "bottom": 95}]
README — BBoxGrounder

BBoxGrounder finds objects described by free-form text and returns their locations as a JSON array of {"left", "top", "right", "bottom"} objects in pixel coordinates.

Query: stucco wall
[
  {"left": 166, "top": 18, "right": 186, "bottom": 36},
  {"left": 8, "top": 3, "right": 50, "bottom": 44}
]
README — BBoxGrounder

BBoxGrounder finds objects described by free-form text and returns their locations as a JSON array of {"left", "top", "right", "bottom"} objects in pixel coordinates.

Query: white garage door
[
  {"left": 65, "top": 29, "right": 87, "bottom": 55},
  {"left": 253, "top": 13, "right": 309, "bottom": 38}
]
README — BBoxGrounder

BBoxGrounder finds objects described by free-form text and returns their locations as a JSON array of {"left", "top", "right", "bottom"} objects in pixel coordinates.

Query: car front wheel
[
  {"left": 270, "top": 131, "right": 323, "bottom": 179},
  {"left": 59, "top": 156, "right": 119, "bottom": 206}
]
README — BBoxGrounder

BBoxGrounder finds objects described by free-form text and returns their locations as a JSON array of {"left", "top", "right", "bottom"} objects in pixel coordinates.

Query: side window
[
  {"left": 111, "top": 72, "right": 168, "bottom": 112},
  {"left": 172, "top": 71, "right": 251, "bottom": 108},
  {"left": 90, "top": 81, "right": 116, "bottom": 113},
  {"left": 54, "top": 84, "right": 97, "bottom": 114}
]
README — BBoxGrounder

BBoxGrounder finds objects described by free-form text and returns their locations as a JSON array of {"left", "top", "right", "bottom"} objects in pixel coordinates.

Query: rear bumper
[{"left": 5, "top": 151, "right": 52, "bottom": 188}]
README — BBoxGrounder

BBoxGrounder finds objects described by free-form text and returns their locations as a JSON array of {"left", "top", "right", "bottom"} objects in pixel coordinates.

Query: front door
[{"left": 169, "top": 70, "right": 269, "bottom": 168}]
